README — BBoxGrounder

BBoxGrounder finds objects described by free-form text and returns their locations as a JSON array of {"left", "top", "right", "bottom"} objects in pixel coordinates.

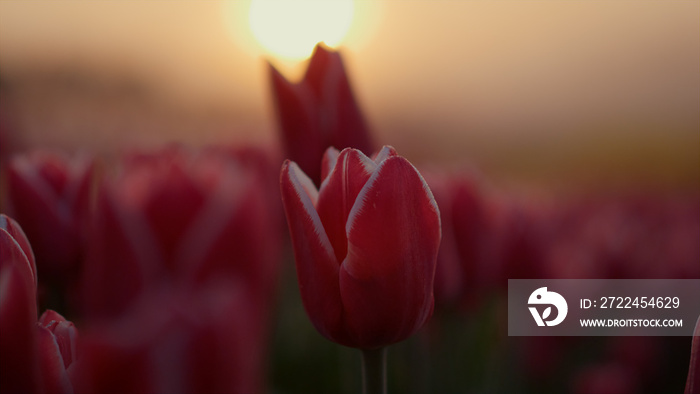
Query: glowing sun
[{"left": 248, "top": 0, "right": 354, "bottom": 60}]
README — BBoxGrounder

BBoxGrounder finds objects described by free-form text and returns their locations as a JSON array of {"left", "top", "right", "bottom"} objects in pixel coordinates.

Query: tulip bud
[
  {"left": 82, "top": 145, "right": 280, "bottom": 318},
  {"left": 37, "top": 310, "right": 79, "bottom": 394},
  {"left": 424, "top": 171, "right": 490, "bottom": 309},
  {"left": 0, "top": 214, "right": 39, "bottom": 393},
  {"left": 269, "top": 43, "right": 374, "bottom": 184},
  {"left": 280, "top": 146, "right": 440, "bottom": 349},
  {"left": 72, "top": 285, "right": 265, "bottom": 394},
  {"left": 6, "top": 150, "right": 94, "bottom": 283}
]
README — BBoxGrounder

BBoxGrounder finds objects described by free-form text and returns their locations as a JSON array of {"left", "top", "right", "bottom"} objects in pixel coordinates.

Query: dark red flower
[
  {"left": 423, "top": 171, "right": 492, "bottom": 308},
  {"left": 37, "top": 310, "right": 79, "bottom": 394},
  {"left": 280, "top": 146, "right": 440, "bottom": 349},
  {"left": 72, "top": 285, "right": 265, "bottom": 394},
  {"left": 6, "top": 151, "right": 94, "bottom": 283},
  {"left": 269, "top": 43, "right": 374, "bottom": 184},
  {"left": 82, "top": 146, "right": 280, "bottom": 318},
  {"left": 0, "top": 214, "right": 39, "bottom": 394}
]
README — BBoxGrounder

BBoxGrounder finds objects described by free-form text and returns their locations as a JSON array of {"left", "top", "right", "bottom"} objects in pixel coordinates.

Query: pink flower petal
[
  {"left": 269, "top": 62, "right": 325, "bottom": 183},
  {"left": 39, "top": 310, "right": 78, "bottom": 369},
  {"left": 320, "top": 146, "right": 340, "bottom": 185},
  {"left": 304, "top": 45, "right": 373, "bottom": 156},
  {"left": 0, "top": 215, "right": 36, "bottom": 288},
  {"left": 303, "top": 43, "right": 341, "bottom": 100},
  {"left": 37, "top": 324, "right": 73, "bottom": 394},
  {"left": 280, "top": 161, "right": 347, "bottom": 342},
  {"left": 316, "top": 148, "right": 376, "bottom": 263},
  {"left": 0, "top": 264, "right": 39, "bottom": 393},
  {"left": 372, "top": 145, "right": 398, "bottom": 164},
  {"left": 340, "top": 156, "right": 440, "bottom": 347}
]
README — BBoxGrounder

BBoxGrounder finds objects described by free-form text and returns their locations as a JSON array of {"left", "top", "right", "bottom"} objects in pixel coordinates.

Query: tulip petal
[
  {"left": 0, "top": 215, "right": 36, "bottom": 288},
  {"left": 269, "top": 62, "right": 325, "bottom": 183},
  {"left": 142, "top": 164, "right": 206, "bottom": 269},
  {"left": 424, "top": 172, "right": 464, "bottom": 304},
  {"left": 9, "top": 155, "right": 71, "bottom": 225},
  {"left": 39, "top": 309, "right": 64, "bottom": 326},
  {"left": 0, "top": 265, "right": 39, "bottom": 394},
  {"left": 8, "top": 154, "right": 89, "bottom": 275},
  {"left": 316, "top": 148, "right": 376, "bottom": 263},
  {"left": 320, "top": 147, "right": 340, "bottom": 186},
  {"left": 304, "top": 44, "right": 340, "bottom": 101},
  {"left": 37, "top": 324, "right": 73, "bottom": 394},
  {"left": 280, "top": 161, "right": 347, "bottom": 342},
  {"left": 39, "top": 310, "right": 78, "bottom": 369},
  {"left": 304, "top": 45, "right": 373, "bottom": 156},
  {"left": 372, "top": 145, "right": 398, "bottom": 164},
  {"left": 82, "top": 189, "right": 152, "bottom": 317},
  {"left": 340, "top": 156, "right": 440, "bottom": 347}
]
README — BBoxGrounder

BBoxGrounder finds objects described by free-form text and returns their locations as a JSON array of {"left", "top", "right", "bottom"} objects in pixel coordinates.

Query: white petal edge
[
  {"left": 345, "top": 156, "right": 441, "bottom": 239},
  {"left": 320, "top": 147, "right": 340, "bottom": 185},
  {"left": 287, "top": 162, "right": 335, "bottom": 260},
  {"left": 10, "top": 156, "right": 73, "bottom": 226},
  {"left": 175, "top": 162, "right": 249, "bottom": 273},
  {"left": 0, "top": 227, "right": 36, "bottom": 288},
  {"left": 319, "top": 148, "right": 377, "bottom": 194},
  {"left": 372, "top": 145, "right": 398, "bottom": 164}
]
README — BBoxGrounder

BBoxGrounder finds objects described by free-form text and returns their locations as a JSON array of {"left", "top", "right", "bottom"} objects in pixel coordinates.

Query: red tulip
[
  {"left": 6, "top": 150, "right": 94, "bottom": 283},
  {"left": 72, "top": 285, "right": 265, "bottom": 394},
  {"left": 0, "top": 214, "right": 39, "bottom": 394},
  {"left": 82, "top": 145, "right": 280, "bottom": 318},
  {"left": 687, "top": 315, "right": 700, "bottom": 394},
  {"left": 280, "top": 146, "right": 441, "bottom": 349},
  {"left": 1, "top": 215, "right": 81, "bottom": 394},
  {"left": 37, "top": 310, "right": 79, "bottom": 394},
  {"left": 269, "top": 43, "right": 374, "bottom": 184}
]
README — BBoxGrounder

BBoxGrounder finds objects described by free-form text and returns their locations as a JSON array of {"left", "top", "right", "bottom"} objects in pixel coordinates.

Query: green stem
[{"left": 361, "top": 347, "right": 387, "bottom": 394}]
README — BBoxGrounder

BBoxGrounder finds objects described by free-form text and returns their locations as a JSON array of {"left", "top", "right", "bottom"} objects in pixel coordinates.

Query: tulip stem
[{"left": 361, "top": 347, "right": 387, "bottom": 394}]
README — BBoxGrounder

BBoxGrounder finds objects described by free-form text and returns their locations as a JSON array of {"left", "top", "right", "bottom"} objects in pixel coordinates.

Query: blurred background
[
  {"left": 1, "top": 0, "right": 697, "bottom": 191},
  {"left": 0, "top": 1, "right": 698, "bottom": 394}
]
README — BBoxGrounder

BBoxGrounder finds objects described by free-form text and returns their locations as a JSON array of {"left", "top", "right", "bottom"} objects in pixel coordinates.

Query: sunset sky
[{"left": 1, "top": 1, "right": 698, "bottom": 187}]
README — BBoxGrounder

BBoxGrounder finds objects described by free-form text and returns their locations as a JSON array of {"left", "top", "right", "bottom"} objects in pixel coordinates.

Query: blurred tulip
[
  {"left": 422, "top": 172, "right": 464, "bottom": 306},
  {"left": 2, "top": 215, "right": 82, "bottom": 394},
  {"left": 492, "top": 201, "right": 550, "bottom": 284},
  {"left": 82, "top": 145, "right": 280, "bottom": 318},
  {"left": 0, "top": 214, "right": 39, "bottom": 394},
  {"left": 425, "top": 171, "right": 495, "bottom": 309},
  {"left": 6, "top": 150, "right": 94, "bottom": 284},
  {"left": 0, "top": 214, "right": 36, "bottom": 287},
  {"left": 72, "top": 285, "right": 265, "bottom": 394},
  {"left": 571, "top": 362, "right": 639, "bottom": 394},
  {"left": 269, "top": 43, "right": 374, "bottom": 184},
  {"left": 37, "top": 310, "right": 79, "bottom": 394},
  {"left": 280, "top": 146, "right": 440, "bottom": 349},
  {"left": 687, "top": 315, "right": 700, "bottom": 394}
]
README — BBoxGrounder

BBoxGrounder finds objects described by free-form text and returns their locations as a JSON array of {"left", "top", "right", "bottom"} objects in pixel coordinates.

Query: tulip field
[{"left": 0, "top": 36, "right": 698, "bottom": 394}]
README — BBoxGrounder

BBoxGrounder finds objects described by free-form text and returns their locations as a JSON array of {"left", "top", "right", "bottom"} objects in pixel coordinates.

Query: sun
[{"left": 248, "top": 0, "right": 354, "bottom": 61}]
